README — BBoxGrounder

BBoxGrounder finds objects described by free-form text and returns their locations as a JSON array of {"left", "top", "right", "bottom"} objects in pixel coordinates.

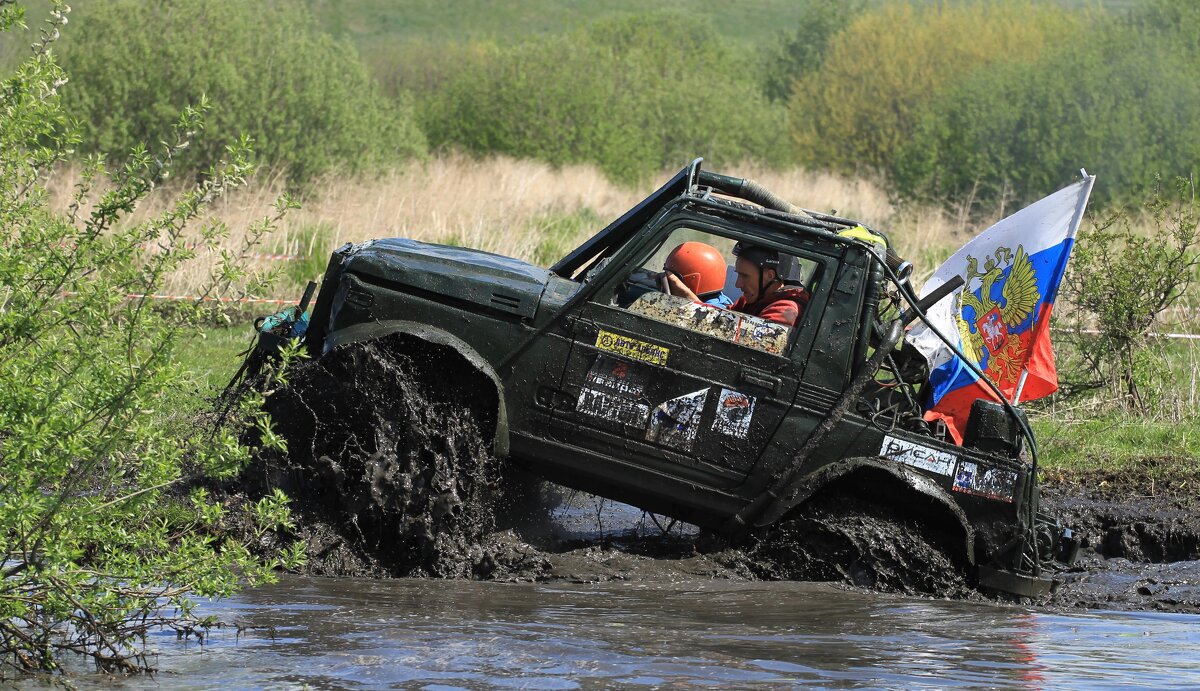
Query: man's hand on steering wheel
[{"left": 661, "top": 270, "right": 701, "bottom": 303}]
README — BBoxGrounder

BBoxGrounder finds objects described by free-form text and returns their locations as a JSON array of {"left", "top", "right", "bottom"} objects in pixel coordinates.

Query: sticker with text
[
  {"left": 880, "top": 435, "right": 956, "bottom": 476},
  {"left": 595, "top": 329, "right": 669, "bottom": 366},
  {"left": 575, "top": 354, "right": 651, "bottom": 427}
]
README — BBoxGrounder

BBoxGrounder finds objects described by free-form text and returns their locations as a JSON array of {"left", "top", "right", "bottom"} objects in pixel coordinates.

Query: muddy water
[
  {"left": 65, "top": 575, "right": 1200, "bottom": 689},
  {"left": 26, "top": 496, "right": 1190, "bottom": 688}
]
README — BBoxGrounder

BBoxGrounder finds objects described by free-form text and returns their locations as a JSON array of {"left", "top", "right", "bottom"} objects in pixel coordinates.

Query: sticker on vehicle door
[
  {"left": 952, "top": 461, "right": 1017, "bottom": 503},
  {"left": 577, "top": 389, "right": 650, "bottom": 427},
  {"left": 711, "top": 388, "right": 755, "bottom": 439},
  {"left": 595, "top": 329, "right": 669, "bottom": 366},
  {"left": 880, "top": 435, "right": 955, "bottom": 476},
  {"left": 583, "top": 354, "right": 648, "bottom": 397},
  {"left": 575, "top": 355, "right": 651, "bottom": 427},
  {"left": 645, "top": 388, "right": 708, "bottom": 452}
]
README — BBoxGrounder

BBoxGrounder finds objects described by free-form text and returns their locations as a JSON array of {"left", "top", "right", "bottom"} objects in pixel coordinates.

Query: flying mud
[
  {"left": 229, "top": 336, "right": 1200, "bottom": 612},
  {"left": 250, "top": 333, "right": 503, "bottom": 579}
]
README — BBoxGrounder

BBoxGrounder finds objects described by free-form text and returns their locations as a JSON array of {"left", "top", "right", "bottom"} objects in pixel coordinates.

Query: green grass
[
  {"left": 1034, "top": 414, "right": 1200, "bottom": 492},
  {"left": 176, "top": 326, "right": 257, "bottom": 393},
  {"left": 528, "top": 208, "right": 604, "bottom": 267}
]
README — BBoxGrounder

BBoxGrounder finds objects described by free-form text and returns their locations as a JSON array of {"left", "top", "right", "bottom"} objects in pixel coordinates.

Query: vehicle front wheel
[{"left": 263, "top": 333, "right": 500, "bottom": 577}]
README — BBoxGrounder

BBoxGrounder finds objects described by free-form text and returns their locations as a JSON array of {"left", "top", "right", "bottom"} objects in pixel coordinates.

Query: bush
[
  {"left": 418, "top": 12, "right": 789, "bottom": 181},
  {"left": 0, "top": 2, "right": 297, "bottom": 674},
  {"left": 60, "top": 0, "right": 425, "bottom": 184},
  {"left": 1060, "top": 177, "right": 1200, "bottom": 410},
  {"left": 895, "top": 18, "right": 1200, "bottom": 208},
  {"left": 761, "top": 0, "right": 866, "bottom": 103},
  {"left": 1137, "top": 0, "right": 1200, "bottom": 55},
  {"left": 788, "top": 1, "right": 1079, "bottom": 175}
]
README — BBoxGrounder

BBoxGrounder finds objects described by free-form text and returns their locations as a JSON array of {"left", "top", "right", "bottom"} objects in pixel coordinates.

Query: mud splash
[{"left": 252, "top": 333, "right": 503, "bottom": 578}]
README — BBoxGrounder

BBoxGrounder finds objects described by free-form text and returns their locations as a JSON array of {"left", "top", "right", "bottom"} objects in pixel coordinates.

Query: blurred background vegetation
[
  {"left": 1, "top": 0, "right": 1196, "bottom": 477},
  {"left": 0, "top": 0, "right": 1191, "bottom": 208}
]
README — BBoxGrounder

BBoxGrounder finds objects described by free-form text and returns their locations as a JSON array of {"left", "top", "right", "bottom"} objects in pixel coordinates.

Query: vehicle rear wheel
[
  {"left": 264, "top": 333, "right": 500, "bottom": 577},
  {"left": 752, "top": 492, "right": 972, "bottom": 596}
]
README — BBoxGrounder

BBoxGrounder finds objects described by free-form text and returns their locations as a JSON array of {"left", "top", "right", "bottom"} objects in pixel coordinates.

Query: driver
[
  {"left": 730, "top": 242, "right": 810, "bottom": 327},
  {"left": 660, "top": 241, "right": 734, "bottom": 308}
]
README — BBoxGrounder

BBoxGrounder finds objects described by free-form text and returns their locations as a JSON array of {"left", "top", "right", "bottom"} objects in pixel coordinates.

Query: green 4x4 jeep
[{"left": 274, "top": 160, "right": 1078, "bottom": 596}]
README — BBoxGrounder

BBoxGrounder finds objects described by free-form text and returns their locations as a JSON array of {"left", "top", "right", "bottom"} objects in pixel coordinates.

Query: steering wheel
[{"left": 615, "top": 267, "right": 661, "bottom": 308}]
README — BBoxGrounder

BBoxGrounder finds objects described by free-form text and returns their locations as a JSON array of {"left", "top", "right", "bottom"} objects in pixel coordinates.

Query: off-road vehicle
[{"left": 261, "top": 160, "right": 1079, "bottom": 595}]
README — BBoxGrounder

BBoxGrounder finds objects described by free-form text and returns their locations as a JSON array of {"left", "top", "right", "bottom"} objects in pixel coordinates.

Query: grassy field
[
  {"left": 178, "top": 326, "right": 257, "bottom": 392},
  {"left": 45, "top": 155, "right": 974, "bottom": 298}
]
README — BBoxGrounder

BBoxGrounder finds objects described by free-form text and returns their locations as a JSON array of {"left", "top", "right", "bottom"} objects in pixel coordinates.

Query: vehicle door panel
[{"left": 549, "top": 285, "right": 825, "bottom": 486}]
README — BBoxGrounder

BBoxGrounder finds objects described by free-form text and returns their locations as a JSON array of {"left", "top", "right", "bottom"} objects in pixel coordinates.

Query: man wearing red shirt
[{"left": 730, "top": 242, "right": 810, "bottom": 328}]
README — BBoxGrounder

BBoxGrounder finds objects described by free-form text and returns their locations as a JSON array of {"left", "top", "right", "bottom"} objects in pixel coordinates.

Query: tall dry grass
[{"left": 44, "top": 155, "right": 1001, "bottom": 297}]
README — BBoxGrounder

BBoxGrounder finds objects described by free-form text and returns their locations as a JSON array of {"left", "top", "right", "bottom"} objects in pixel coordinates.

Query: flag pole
[
  {"left": 1009, "top": 169, "right": 1095, "bottom": 407},
  {"left": 1012, "top": 370, "right": 1029, "bottom": 404}
]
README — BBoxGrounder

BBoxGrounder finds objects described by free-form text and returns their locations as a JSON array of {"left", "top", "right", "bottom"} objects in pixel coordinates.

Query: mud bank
[{"left": 1039, "top": 486, "right": 1200, "bottom": 613}]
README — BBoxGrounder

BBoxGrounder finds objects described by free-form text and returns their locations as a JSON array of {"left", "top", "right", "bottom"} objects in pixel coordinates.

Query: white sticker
[
  {"left": 576, "top": 388, "right": 650, "bottom": 427},
  {"left": 712, "top": 388, "right": 755, "bottom": 439},
  {"left": 645, "top": 389, "right": 709, "bottom": 452},
  {"left": 880, "top": 435, "right": 956, "bottom": 476}
]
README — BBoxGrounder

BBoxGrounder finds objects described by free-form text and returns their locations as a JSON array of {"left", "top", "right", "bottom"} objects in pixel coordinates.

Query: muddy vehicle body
[{"left": 291, "top": 160, "right": 1077, "bottom": 595}]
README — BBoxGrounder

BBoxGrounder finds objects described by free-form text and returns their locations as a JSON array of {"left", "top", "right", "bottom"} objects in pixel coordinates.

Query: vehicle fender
[
  {"left": 754, "top": 456, "right": 975, "bottom": 565},
  {"left": 324, "top": 320, "right": 510, "bottom": 458}
]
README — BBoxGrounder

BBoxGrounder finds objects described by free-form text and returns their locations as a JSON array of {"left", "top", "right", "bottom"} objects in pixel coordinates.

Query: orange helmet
[{"left": 664, "top": 242, "right": 726, "bottom": 296}]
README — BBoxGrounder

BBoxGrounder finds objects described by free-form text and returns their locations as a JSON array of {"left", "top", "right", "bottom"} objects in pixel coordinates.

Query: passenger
[
  {"left": 660, "top": 241, "right": 734, "bottom": 308},
  {"left": 730, "top": 242, "right": 810, "bottom": 327}
]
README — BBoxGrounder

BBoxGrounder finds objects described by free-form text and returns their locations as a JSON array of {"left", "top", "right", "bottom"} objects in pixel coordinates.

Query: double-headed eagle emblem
[{"left": 955, "top": 245, "right": 1040, "bottom": 384}]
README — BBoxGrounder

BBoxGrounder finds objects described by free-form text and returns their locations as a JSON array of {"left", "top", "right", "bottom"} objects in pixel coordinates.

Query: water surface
[{"left": 66, "top": 575, "right": 1200, "bottom": 689}]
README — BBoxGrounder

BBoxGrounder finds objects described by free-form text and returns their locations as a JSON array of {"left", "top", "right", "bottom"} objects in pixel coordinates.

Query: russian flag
[{"left": 908, "top": 173, "right": 1096, "bottom": 444}]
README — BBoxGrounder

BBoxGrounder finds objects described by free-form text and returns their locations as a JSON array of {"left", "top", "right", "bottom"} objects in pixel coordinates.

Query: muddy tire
[
  {"left": 753, "top": 493, "right": 972, "bottom": 596},
  {"left": 264, "top": 333, "right": 500, "bottom": 577}
]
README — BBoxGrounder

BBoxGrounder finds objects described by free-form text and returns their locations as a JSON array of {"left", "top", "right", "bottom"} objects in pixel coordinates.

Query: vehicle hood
[{"left": 342, "top": 238, "right": 551, "bottom": 319}]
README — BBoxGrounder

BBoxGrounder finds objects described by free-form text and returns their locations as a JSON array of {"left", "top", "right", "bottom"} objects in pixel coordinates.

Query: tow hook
[{"left": 1057, "top": 527, "right": 1082, "bottom": 566}]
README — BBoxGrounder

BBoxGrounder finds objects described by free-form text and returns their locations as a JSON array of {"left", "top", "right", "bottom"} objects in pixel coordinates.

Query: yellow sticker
[{"left": 595, "top": 329, "right": 669, "bottom": 366}]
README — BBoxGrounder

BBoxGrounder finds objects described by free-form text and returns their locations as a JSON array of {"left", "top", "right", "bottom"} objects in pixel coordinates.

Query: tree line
[{"left": 57, "top": 0, "right": 1198, "bottom": 207}]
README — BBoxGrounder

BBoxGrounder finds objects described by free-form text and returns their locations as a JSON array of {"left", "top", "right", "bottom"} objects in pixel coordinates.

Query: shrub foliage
[
  {"left": 761, "top": 0, "right": 866, "bottom": 104},
  {"left": 60, "top": 0, "right": 425, "bottom": 184},
  {"left": 1060, "top": 178, "right": 1200, "bottom": 410},
  {"left": 418, "top": 12, "right": 789, "bottom": 181},
  {"left": 787, "top": 1, "right": 1078, "bottom": 176},
  {"left": 895, "top": 15, "right": 1200, "bottom": 208},
  {"left": 0, "top": 2, "right": 297, "bottom": 675}
]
